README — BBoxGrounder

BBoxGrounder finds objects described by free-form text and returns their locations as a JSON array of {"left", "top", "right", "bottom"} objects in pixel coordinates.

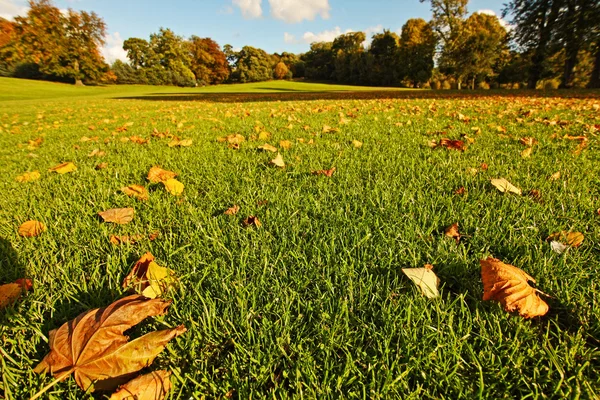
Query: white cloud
[
  {"left": 362, "top": 24, "right": 384, "bottom": 47},
  {"left": 102, "top": 32, "right": 128, "bottom": 64},
  {"left": 476, "top": 9, "right": 510, "bottom": 30},
  {"left": 0, "top": 0, "right": 27, "bottom": 20},
  {"left": 302, "top": 26, "right": 352, "bottom": 44},
  {"left": 269, "top": 0, "right": 330, "bottom": 23},
  {"left": 233, "top": 0, "right": 262, "bottom": 19},
  {"left": 284, "top": 32, "right": 297, "bottom": 43}
]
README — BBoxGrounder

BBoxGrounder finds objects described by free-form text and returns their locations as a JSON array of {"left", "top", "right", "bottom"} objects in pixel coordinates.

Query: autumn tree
[
  {"left": 273, "top": 61, "right": 290, "bottom": 79},
  {"left": 398, "top": 18, "right": 437, "bottom": 87},
  {"left": 187, "top": 36, "right": 230, "bottom": 85}
]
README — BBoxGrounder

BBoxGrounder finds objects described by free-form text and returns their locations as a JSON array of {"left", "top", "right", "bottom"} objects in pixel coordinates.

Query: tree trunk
[
  {"left": 75, "top": 79, "right": 84, "bottom": 86},
  {"left": 589, "top": 45, "right": 600, "bottom": 88},
  {"left": 528, "top": 0, "right": 561, "bottom": 89},
  {"left": 73, "top": 60, "right": 84, "bottom": 86}
]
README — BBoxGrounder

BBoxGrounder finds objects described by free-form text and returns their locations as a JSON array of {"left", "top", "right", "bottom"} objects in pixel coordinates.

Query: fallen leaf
[
  {"left": 33, "top": 295, "right": 186, "bottom": 392},
  {"left": 519, "top": 137, "right": 538, "bottom": 147},
  {"left": 0, "top": 279, "right": 32, "bottom": 309},
  {"left": 521, "top": 147, "right": 532, "bottom": 158},
  {"left": 528, "top": 189, "right": 542, "bottom": 201},
  {"left": 243, "top": 216, "right": 262, "bottom": 227},
  {"left": 48, "top": 162, "right": 76, "bottom": 174},
  {"left": 550, "top": 171, "right": 561, "bottom": 180},
  {"left": 110, "top": 235, "right": 144, "bottom": 246},
  {"left": 547, "top": 231, "right": 584, "bottom": 248},
  {"left": 480, "top": 163, "right": 488, "bottom": 170},
  {"left": 95, "top": 163, "right": 109, "bottom": 170},
  {"left": 444, "top": 223, "right": 460, "bottom": 242},
  {"left": 167, "top": 138, "right": 192, "bottom": 147},
  {"left": 224, "top": 205, "right": 240, "bottom": 215},
  {"left": 491, "top": 178, "right": 522, "bottom": 195},
  {"left": 258, "top": 131, "right": 271, "bottom": 140},
  {"left": 123, "top": 253, "right": 177, "bottom": 299},
  {"left": 18, "top": 220, "right": 46, "bottom": 237},
  {"left": 550, "top": 241, "right": 568, "bottom": 254},
  {"left": 402, "top": 267, "right": 440, "bottom": 298},
  {"left": 311, "top": 167, "right": 336, "bottom": 177},
  {"left": 218, "top": 134, "right": 245, "bottom": 144},
  {"left": 270, "top": 153, "right": 285, "bottom": 168},
  {"left": 98, "top": 208, "right": 135, "bottom": 225},
  {"left": 109, "top": 370, "right": 172, "bottom": 400},
  {"left": 279, "top": 140, "right": 292, "bottom": 150},
  {"left": 129, "top": 136, "right": 149, "bottom": 144},
  {"left": 16, "top": 171, "right": 40, "bottom": 182},
  {"left": 148, "top": 231, "right": 160, "bottom": 241},
  {"left": 147, "top": 167, "right": 177, "bottom": 183},
  {"left": 121, "top": 185, "right": 149, "bottom": 201},
  {"left": 162, "top": 179, "right": 184, "bottom": 196},
  {"left": 438, "top": 138, "right": 465, "bottom": 151},
  {"left": 454, "top": 187, "right": 466, "bottom": 196},
  {"left": 351, "top": 140, "right": 363, "bottom": 148},
  {"left": 480, "top": 257, "right": 549, "bottom": 318},
  {"left": 88, "top": 149, "right": 106, "bottom": 157},
  {"left": 257, "top": 143, "right": 278, "bottom": 153}
]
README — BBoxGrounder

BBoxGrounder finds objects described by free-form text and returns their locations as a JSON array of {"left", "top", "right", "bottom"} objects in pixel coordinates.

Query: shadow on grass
[
  {"left": 0, "top": 237, "right": 24, "bottom": 283},
  {"left": 114, "top": 89, "right": 600, "bottom": 104}
]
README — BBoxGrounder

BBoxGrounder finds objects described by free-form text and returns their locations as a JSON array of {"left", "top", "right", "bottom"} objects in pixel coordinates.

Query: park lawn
[{"left": 0, "top": 78, "right": 599, "bottom": 399}]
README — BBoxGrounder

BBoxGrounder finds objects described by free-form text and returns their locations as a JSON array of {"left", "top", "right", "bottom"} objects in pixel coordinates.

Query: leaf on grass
[
  {"left": 270, "top": 153, "right": 285, "bottom": 168},
  {"left": 34, "top": 295, "right": 186, "bottom": 392},
  {"left": 480, "top": 257, "right": 549, "bottom": 318},
  {"left": 122, "top": 253, "right": 177, "bottom": 299},
  {"left": 311, "top": 167, "right": 336, "bottom": 177},
  {"left": 96, "top": 163, "right": 109, "bottom": 170},
  {"left": 99, "top": 208, "right": 135, "bottom": 225},
  {"left": 519, "top": 137, "right": 538, "bottom": 147},
  {"left": 48, "top": 162, "right": 76, "bottom": 174},
  {"left": 0, "top": 279, "right": 32, "bottom": 309},
  {"left": 521, "top": 147, "right": 532, "bottom": 158},
  {"left": 217, "top": 134, "right": 245, "bottom": 144},
  {"left": 16, "top": 171, "right": 40, "bottom": 182},
  {"left": 437, "top": 138, "right": 465, "bottom": 151},
  {"left": 454, "top": 187, "right": 466, "bottom": 196},
  {"left": 110, "top": 235, "right": 144, "bottom": 246},
  {"left": 257, "top": 143, "right": 278, "bottom": 153},
  {"left": 351, "top": 140, "right": 363, "bottom": 148},
  {"left": 402, "top": 265, "right": 440, "bottom": 299},
  {"left": 444, "top": 223, "right": 460, "bottom": 242},
  {"left": 121, "top": 185, "right": 149, "bottom": 201},
  {"left": 129, "top": 136, "right": 149, "bottom": 145},
  {"left": 550, "top": 171, "right": 561, "bottom": 180},
  {"left": 167, "top": 139, "right": 193, "bottom": 147},
  {"left": 490, "top": 178, "right": 522, "bottom": 195},
  {"left": 110, "top": 370, "right": 172, "bottom": 400},
  {"left": 224, "top": 205, "right": 240, "bottom": 215},
  {"left": 243, "top": 216, "right": 262, "bottom": 227},
  {"left": 18, "top": 220, "right": 46, "bottom": 237},
  {"left": 147, "top": 167, "right": 177, "bottom": 183},
  {"left": 550, "top": 241, "right": 568, "bottom": 254},
  {"left": 88, "top": 149, "right": 106, "bottom": 157},
  {"left": 279, "top": 140, "right": 292, "bottom": 150},
  {"left": 547, "top": 231, "right": 584, "bottom": 248},
  {"left": 163, "top": 179, "right": 184, "bottom": 196}
]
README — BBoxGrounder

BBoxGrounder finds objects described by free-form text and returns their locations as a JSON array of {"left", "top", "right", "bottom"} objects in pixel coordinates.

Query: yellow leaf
[
  {"left": 279, "top": 140, "right": 292, "bottom": 150},
  {"left": 258, "top": 131, "right": 271, "bottom": 140},
  {"left": 141, "top": 262, "right": 177, "bottom": 299},
  {"left": 258, "top": 143, "right": 278, "bottom": 152},
  {"left": 521, "top": 147, "right": 532, "bottom": 158},
  {"left": 121, "top": 185, "right": 149, "bottom": 201},
  {"left": 351, "top": 140, "right": 363, "bottom": 148},
  {"left": 147, "top": 167, "right": 177, "bottom": 183},
  {"left": 48, "top": 162, "right": 76, "bottom": 174},
  {"left": 109, "top": 370, "right": 172, "bottom": 400},
  {"left": 18, "top": 220, "right": 46, "bottom": 237},
  {"left": 270, "top": 153, "right": 285, "bottom": 168},
  {"left": 402, "top": 267, "right": 440, "bottom": 298},
  {"left": 491, "top": 178, "right": 522, "bottom": 195},
  {"left": 163, "top": 179, "right": 184, "bottom": 196},
  {"left": 16, "top": 171, "right": 40, "bottom": 183},
  {"left": 547, "top": 231, "right": 584, "bottom": 248},
  {"left": 98, "top": 208, "right": 135, "bottom": 224},
  {"left": 550, "top": 171, "right": 561, "bottom": 180}
]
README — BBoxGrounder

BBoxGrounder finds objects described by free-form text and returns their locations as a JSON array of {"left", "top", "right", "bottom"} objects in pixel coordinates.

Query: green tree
[
  {"left": 399, "top": 18, "right": 437, "bottom": 87},
  {"left": 231, "top": 46, "right": 272, "bottom": 83},
  {"left": 332, "top": 32, "right": 366, "bottom": 83},
  {"left": 302, "top": 41, "right": 335, "bottom": 81},
  {"left": 368, "top": 30, "right": 401, "bottom": 86},
  {"left": 123, "top": 38, "right": 153, "bottom": 69}
]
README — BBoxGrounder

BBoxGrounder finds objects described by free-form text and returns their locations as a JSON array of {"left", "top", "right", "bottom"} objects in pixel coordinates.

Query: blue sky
[{"left": 0, "top": 0, "right": 506, "bottom": 63}]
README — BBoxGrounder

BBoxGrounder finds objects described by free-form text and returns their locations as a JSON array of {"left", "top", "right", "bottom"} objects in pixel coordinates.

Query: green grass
[{"left": 0, "top": 77, "right": 599, "bottom": 399}]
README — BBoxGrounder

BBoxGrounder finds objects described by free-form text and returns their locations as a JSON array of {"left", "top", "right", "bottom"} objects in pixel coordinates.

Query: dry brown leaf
[
  {"left": 96, "top": 163, "right": 109, "bottom": 170},
  {"left": 147, "top": 167, "right": 177, "bottom": 183},
  {"left": 224, "top": 205, "right": 240, "bottom": 215},
  {"left": 110, "top": 235, "right": 144, "bottom": 246},
  {"left": 521, "top": 147, "right": 533, "bottom": 158},
  {"left": 121, "top": 185, "right": 149, "bottom": 201},
  {"left": 454, "top": 186, "right": 466, "bottom": 196},
  {"left": 270, "top": 153, "right": 285, "bottom": 168},
  {"left": 122, "top": 253, "right": 177, "bottom": 299},
  {"left": 257, "top": 143, "right": 278, "bottom": 153},
  {"left": 279, "top": 140, "right": 292, "bottom": 150},
  {"left": 480, "top": 257, "right": 549, "bottom": 318},
  {"left": 0, "top": 279, "right": 32, "bottom": 309},
  {"left": 48, "top": 162, "right": 76, "bottom": 174},
  {"left": 490, "top": 178, "right": 522, "bottom": 195},
  {"left": 129, "top": 136, "right": 149, "bottom": 144},
  {"left": 311, "top": 167, "right": 336, "bottom": 177},
  {"left": 110, "top": 370, "right": 172, "bottom": 400},
  {"left": 98, "top": 208, "right": 135, "bottom": 225},
  {"left": 444, "top": 223, "right": 460, "bottom": 242},
  {"left": 519, "top": 137, "right": 538, "bottom": 147},
  {"left": 16, "top": 171, "right": 40, "bottom": 182},
  {"left": 88, "top": 149, "right": 106, "bottom": 157},
  {"left": 163, "top": 179, "right": 184, "bottom": 196},
  {"left": 18, "top": 220, "right": 46, "bottom": 237},
  {"left": 435, "top": 138, "right": 465, "bottom": 151},
  {"left": 33, "top": 295, "right": 186, "bottom": 392},
  {"left": 218, "top": 134, "right": 245, "bottom": 144},
  {"left": 547, "top": 231, "right": 584, "bottom": 248},
  {"left": 243, "top": 216, "right": 262, "bottom": 227}
]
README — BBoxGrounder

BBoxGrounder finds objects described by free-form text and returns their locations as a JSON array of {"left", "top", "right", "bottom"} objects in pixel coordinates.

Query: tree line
[{"left": 0, "top": 0, "right": 598, "bottom": 89}]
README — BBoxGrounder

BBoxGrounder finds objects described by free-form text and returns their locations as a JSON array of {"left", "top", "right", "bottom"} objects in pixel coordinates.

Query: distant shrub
[
  {"left": 441, "top": 80, "right": 452, "bottom": 90},
  {"left": 431, "top": 80, "right": 441, "bottom": 90},
  {"left": 478, "top": 81, "right": 490, "bottom": 90},
  {"left": 543, "top": 79, "right": 560, "bottom": 90}
]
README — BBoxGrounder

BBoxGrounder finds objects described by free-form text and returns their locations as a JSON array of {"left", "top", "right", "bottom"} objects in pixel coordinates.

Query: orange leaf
[
  {"left": 547, "top": 231, "right": 584, "bottom": 248},
  {"left": 0, "top": 279, "right": 32, "bottom": 309},
  {"left": 95, "top": 163, "right": 109, "bottom": 170},
  {"left": 121, "top": 185, "right": 149, "bottom": 201},
  {"left": 311, "top": 167, "right": 336, "bottom": 177},
  {"left": 224, "top": 205, "right": 240, "bottom": 215},
  {"left": 109, "top": 370, "right": 172, "bottom": 400},
  {"left": 18, "top": 220, "right": 46, "bottom": 237},
  {"left": 110, "top": 235, "right": 144, "bottom": 246},
  {"left": 147, "top": 167, "right": 177, "bottom": 183},
  {"left": 243, "top": 216, "right": 262, "bottom": 227},
  {"left": 480, "top": 257, "right": 549, "bottom": 318},
  {"left": 436, "top": 138, "right": 465, "bottom": 151},
  {"left": 48, "top": 162, "right": 76, "bottom": 174},
  {"left": 98, "top": 208, "right": 135, "bottom": 225},
  {"left": 444, "top": 223, "right": 460, "bottom": 242},
  {"left": 279, "top": 140, "right": 292, "bottom": 150},
  {"left": 33, "top": 295, "right": 186, "bottom": 392}
]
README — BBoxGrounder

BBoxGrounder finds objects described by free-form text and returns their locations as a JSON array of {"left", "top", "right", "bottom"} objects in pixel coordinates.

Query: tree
[
  {"left": 123, "top": 38, "right": 153, "bottom": 69},
  {"left": 368, "top": 30, "right": 401, "bottom": 86},
  {"left": 187, "top": 36, "right": 230, "bottom": 85},
  {"left": 231, "top": 46, "right": 272, "bottom": 83},
  {"left": 504, "top": 0, "right": 563, "bottom": 89},
  {"left": 273, "top": 61, "right": 290, "bottom": 79},
  {"left": 332, "top": 32, "right": 366, "bottom": 83},
  {"left": 588, "top": 1, "right": 600, "bottom": 87},
  {"left": 302, "top": 41, "right": 335, "bottom": 81},
  {"left": 399, "top": 19, "right": 437, "bottom": 87}
]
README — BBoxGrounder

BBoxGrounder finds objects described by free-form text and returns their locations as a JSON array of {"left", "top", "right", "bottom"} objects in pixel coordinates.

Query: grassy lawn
[{"left": 1, "top": 77, "right": 599, "bottom": 399}]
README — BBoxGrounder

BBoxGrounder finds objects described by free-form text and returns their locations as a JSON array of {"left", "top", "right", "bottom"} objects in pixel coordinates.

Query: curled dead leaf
[
  {"left": 224, "top": 205, "right": 240, "bottom": 215},
  {"left": 121, "top": 185, "right": 149, "bottom": 201},
  {"left": 99, "top": 208, "right": 135, "bottom": 225},
  {"left": 444, "top": 223, "right": 460, "bottom": 242},
  {"left": 48, "top": 162, "right": 76, "bottom": 174},
  {"left": 95, "top": 163, "right": 109, "bottom": 170},
  {"left": 110, "top": 370, "right": 172, "bottom": 400},
  {"left": 312, "top": 167, "right": 336, "bottom": 177},
  {"left": 279, "top": 140, "right": 292, "bottom": 150},
  {"left": 547, "top": 231, "right": 584, "bottom": 248},
  {"left": 490, "top": 178, "right": 522, "bottom": 195},
  {"left": 258, "top": 143, "right": 277, "bottom": 153},
  {"left": 147, "top": 167, "right": 177, "bottom": 183},
  {"left": 270, "top": 153, "right": 285, "bottom": 168},
  {"left": 0, "top": 279, "right": 32, "bottom": 309},
  {"left": 18, "top": 220, "right": 46, "bottom": 237},
  {"left": 243, "top": 216, "right": 262, "bottom": 227},
  {"left": 110, "top": 234, "right": 144, "bottom": 246},
  {"left": 480, "top": 257, "right": 548, "bottom": 318},
  {"left": 521, "top": 147, "right": 533, "bottom": 158},
  {"left": 122, "top": 253, "right": 178, "bottom": 299}
]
